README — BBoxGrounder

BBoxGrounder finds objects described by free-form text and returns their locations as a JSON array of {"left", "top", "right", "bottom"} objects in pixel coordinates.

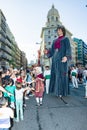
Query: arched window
[
  {"left": 48, "top": 30, "right": 50, "bottom": 34},
  {"left": 48, "top": 42, "right": 51, "bottom": 45},
  {"left": 51, "top": 16, "right": 54, "bottom": 21},
  {"left": 48, "top": 36, "right": 51, "bottom": 38},
  {"left": 48, "top": 18, "right": 50, "bottom": 22},
  {"left": 56, "top": 17, "right": 58, "bottom": 21}
]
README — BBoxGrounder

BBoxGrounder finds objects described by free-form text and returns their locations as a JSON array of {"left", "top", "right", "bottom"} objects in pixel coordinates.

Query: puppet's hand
[
  {"left": 61, "top": 56, "right": 67, "bottom": 63},
  {"left": 44, "top": 48, "right": 49, "bottom": 54}
]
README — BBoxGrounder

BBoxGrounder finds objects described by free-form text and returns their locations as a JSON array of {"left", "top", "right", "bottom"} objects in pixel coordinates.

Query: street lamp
[{"left": 36, "top": 42, "right": 40, "bottom": 44}]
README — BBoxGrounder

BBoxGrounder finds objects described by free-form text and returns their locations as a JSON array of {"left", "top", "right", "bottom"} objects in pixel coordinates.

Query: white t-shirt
[
  {"left": 15, "top": 88, "right": 25, "bottom": 100},
  {"left": 0, "top": 107, "right": 13, "bottom": 128},
  {"left": 83, "top": 70, "right": 87, "bottom": 77}
]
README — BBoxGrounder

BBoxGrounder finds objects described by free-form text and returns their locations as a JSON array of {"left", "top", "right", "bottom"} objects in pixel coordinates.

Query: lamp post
[{"left": 36, "top": 42, "right": 41, "bottom": 66}]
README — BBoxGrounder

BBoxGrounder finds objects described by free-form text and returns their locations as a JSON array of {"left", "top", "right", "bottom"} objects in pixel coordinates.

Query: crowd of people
[
  {"left": 68, "top": 65, "right": 87, "bottom": 97},
  {"left": 0, "top": 65, "right": 45, "bottom": 130},
  {"left": 0, "top": 25, "right": 87, "bottom": 130},
  {"left": 0, "top": 63, "right": 87, "bottom": 130}
]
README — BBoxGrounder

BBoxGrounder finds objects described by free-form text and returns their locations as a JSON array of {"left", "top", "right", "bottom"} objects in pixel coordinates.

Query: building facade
[
  {"left": 0, "top": 10, "right": 10, "bottom": 69},
  {"left": 71, "top": 41, "right": 78, "bottom": 65},
  {"left": 73, "top": 38, "right": 87, "bottom": 66},
  {"left": 0, "top": 9, "right": 27, "bottom": 69}
]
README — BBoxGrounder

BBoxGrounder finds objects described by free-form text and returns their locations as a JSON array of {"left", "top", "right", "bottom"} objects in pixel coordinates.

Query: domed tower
[{"left": 46, "top": 5, "right": 62, "bottom": 27}]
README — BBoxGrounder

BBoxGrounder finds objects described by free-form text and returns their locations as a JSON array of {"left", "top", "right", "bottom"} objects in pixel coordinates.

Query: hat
[
  {"left": 56, "top": 25, "right": 65, "bottom": 30},
  {"left": 16, "top": 78, "right": 22, "bottom": 83}
]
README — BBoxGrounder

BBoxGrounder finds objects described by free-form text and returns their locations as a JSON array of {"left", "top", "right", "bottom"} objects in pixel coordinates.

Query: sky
[{"left": 0, "top": 0, "right": 87, "bottom": 63}]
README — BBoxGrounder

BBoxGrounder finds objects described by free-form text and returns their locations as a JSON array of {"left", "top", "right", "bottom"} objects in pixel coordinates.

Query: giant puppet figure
[{"left": 44, "top": 25, "right": 71, "bottom": 97}]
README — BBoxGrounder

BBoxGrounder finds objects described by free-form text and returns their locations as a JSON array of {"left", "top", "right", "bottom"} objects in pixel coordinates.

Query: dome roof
[{"left": 47, "top": 5, "right": 60, "bottom": 18}]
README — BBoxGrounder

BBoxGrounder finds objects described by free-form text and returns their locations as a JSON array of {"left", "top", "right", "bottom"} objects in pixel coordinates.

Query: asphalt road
[{"left": 12, "top": 84, "right": 87, "bottom": 130}]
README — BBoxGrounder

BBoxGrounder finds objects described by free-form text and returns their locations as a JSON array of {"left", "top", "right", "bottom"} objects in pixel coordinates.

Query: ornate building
[{"left": 40, "top": 5, "right": 73, "bottom": 67}]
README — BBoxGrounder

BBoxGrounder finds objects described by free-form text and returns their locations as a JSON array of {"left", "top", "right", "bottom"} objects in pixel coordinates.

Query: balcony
[
  {"left": 0, "top": 30, "right": 6, "bottom": 38},
  {"left": 6, "top": 36, "right": 11, "bottom": 43},
  {"left": 0, "top": 37, "right": 6, "bottom": 44},
  {"left": 1, "top": 22, "right": 6, "bottom": 33},
  {"left": 0, "top": 44, "right": 12, "bottom": 54},
  {"left": 0, "top": 54, "right": 7, "bottom": 60},
  {"left": 0, "top": 46, "right": 6, "bottom": 51},
  {"left": 0, "top": 53, "right": 12, "bottom": 61},
  {"left": 5, "top": 39, "right": 11, "bottom": 48}
]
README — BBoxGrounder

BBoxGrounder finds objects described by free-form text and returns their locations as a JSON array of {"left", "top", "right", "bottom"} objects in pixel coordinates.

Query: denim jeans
[{"left": 15, "top": 99, "right": 23, "bottom": 121}]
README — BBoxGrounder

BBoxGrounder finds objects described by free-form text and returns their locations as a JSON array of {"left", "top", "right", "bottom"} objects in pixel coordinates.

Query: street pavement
[{"left": 12, "top": 84, "right": 87, "bottom": 130}]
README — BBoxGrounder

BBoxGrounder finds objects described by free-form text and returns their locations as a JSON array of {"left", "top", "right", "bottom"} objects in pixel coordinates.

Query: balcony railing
[
  {"left": 0, "top": 37, "right": 6, "bottom": 43},
  {"left": 5, "top": 39, "right": 11, "bottom": 48}
]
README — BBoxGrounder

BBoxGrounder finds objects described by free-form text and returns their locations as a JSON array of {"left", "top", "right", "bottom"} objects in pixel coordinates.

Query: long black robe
[{"left": 47, "top": 37, "right": 71, "bottom": 96}]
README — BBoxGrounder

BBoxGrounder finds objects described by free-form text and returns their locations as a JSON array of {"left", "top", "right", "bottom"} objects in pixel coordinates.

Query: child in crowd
[
  {"left": 15, "top": 81, "right": 34, "bottom": 122},
  {"left": 33, "top": 67, "right": 45, "bottom": 106},
  {"left": 16, "top": 74, "right": 23, "bottom": 83},
  {"left": 4, "top": 78, "right": 16, "bottom": 109},
  {"left": 0, "top": 97, "right": 14, "bottom": 130},
  {"left": 44, "top": 66, "right": 51, "bottom": 94}
]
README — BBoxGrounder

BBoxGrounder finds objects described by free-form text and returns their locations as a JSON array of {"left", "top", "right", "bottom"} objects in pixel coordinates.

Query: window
[
  {"left": 48, "top": 18, "right": 50, "bottom": 22},
  {"left": 54, "top": 30, "right": 57, "bottom": 33},
  {"left": 56, "top": 17, "right": 58, "bottom": 21},
  {"left": 51, "top": 16, "right": 54, "bottom": 21},
  {"left": 48, "top": 36, "right": 51, "bottom": 38},
  {"left": 48, "top": 30, "right": 50, "bottom": 34},
  {"left": 54, "top": 35, "right": 57, "bottom": 38},
  {"left": 48, "top": 42, "right": 51, "bottom": 45}
]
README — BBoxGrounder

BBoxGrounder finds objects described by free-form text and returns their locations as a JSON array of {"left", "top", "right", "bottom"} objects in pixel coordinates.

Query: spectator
[
  {"left": 3, "top": 78, "right": 16, "bottom": 109},
  {"left": 0, "top": 97, "right": 14, "bottom": 130},
  {"left": 33, "top": 67, "right": 44, "bottom": 106},
  {"left": 44, "top": 66, "right": 51, "bottom": 94},
  {"left": 71, "top": 66, "right": 78, "bottom": 88},
  {"left": 15, "top": 81, "right": 33, "bottom": 122}
]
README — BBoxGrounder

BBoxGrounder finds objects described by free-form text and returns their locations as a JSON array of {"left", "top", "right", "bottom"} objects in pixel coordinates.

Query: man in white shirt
[{"left": 71, "top": 66, "right": 78, "bottom": 88}]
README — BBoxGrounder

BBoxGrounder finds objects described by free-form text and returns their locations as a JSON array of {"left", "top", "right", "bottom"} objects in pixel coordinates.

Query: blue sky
[{"left": 0, "top": 0, "right": 87, "bottom": 62}]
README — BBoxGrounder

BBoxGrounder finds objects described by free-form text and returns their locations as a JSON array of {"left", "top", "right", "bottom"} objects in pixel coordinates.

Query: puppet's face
[{"left": 57, "top": 29, "right": 63, "bottom": 37}]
